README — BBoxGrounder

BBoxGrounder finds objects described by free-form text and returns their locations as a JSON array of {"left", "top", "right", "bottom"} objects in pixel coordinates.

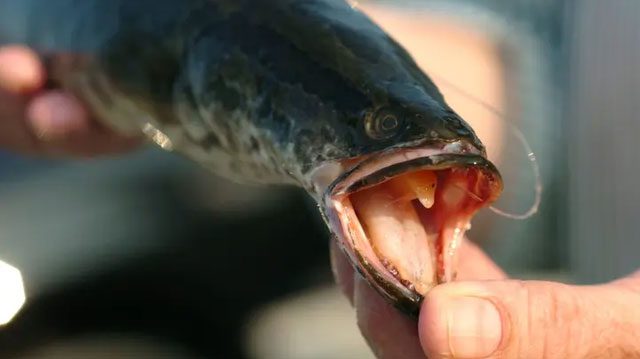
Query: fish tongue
[{"left": 350, "top": 171, "right": 438, "bottom": 295}]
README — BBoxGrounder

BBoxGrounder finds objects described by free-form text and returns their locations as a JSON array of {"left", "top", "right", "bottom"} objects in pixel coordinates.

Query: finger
[
  {"left": 0, "top": 89, "right": 140, "bottom": 156},
  {"left": 0, "top": 45, "right": 45, "bottom": 94},
  {"left": 26, "top": 91, "right": 141, "bottom": 157},
  {"left": 27, "top": 91, "right": 91, "bottom": 141},
  {"left": 419, "top": 276, "right": 640, "bottom": 359},
  {"left": 329, "top": 239, "right": 355, "bottom": 305},
  {"left": 354, "top": 276, "right": 425, "bottom": 359}
]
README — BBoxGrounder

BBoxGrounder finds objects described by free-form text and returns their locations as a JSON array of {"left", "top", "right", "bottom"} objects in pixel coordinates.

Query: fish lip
[
  {"left": 339, "top": 154, "right": 500, "bottom": 196},
  {"left": 321, "top": 140, "right": 502, "bottom": 317},
  {"left": 325, "top": 140, "right": 498, "bottom": 198}
]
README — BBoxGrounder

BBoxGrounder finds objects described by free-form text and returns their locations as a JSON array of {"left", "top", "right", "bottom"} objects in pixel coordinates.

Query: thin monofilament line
[{"left": 430, "top": 74, "right": 543, "bottom": 220}]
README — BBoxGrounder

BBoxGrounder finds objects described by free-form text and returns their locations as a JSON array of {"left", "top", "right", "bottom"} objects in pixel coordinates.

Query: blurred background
[{"left": 0, "top": 0, "right": 638, "bottom": 358}]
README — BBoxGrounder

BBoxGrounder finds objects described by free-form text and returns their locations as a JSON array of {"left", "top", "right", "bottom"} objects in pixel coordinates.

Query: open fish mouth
[{"left": 322, "top": 143, "right": 503, "bottom": 316}]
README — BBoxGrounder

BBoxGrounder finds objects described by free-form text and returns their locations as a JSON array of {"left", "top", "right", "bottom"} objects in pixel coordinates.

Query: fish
[{"left": 0, "top": 0, "right": 503, "bottom": 316}]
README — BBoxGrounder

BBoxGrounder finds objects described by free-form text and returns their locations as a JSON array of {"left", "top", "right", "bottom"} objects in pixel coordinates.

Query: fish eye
[
  {"left": 365, "top": 110, "right": 404, "bottom": 140},
  {"left": 380, "top": 115, "right": 399, "bottom": 130}
]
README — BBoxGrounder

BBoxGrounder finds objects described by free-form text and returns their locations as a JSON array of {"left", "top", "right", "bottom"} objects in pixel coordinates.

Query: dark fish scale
[
  {"left": 256, "top": 97, "right": 271, "bottom": 120},
  {"left": 200, "top": 133, "right": 223, "bottom": 150},
  {"left": 249, "top": 137, "right": 261, "bottom": 152},
  {"left": 210, "top": 76, "right": 244, "bottom": 111}
]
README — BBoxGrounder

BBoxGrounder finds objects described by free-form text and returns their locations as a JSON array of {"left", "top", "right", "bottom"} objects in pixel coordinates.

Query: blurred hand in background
[{"left": 0, "top": 45, "right": 139, "bottom": 157}]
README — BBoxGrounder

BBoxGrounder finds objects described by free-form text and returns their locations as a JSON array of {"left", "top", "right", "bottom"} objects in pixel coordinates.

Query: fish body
[{"left": 0, "top": 0, "right": 503, "bottom": 315}]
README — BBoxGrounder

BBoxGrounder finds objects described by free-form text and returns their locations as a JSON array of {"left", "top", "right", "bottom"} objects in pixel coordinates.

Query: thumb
[{"left": 419, "top": 274, "right": 640, "bottom": 359}]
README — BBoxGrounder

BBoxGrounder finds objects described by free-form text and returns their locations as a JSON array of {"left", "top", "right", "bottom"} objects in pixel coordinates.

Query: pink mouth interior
[{"left": 332, "top": 166, "right": 498, "bottom": 296}]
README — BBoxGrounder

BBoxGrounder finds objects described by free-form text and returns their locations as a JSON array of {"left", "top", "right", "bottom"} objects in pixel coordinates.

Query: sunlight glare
[{"left": 0, "top": 259, "right": 26, "bottom": 326}]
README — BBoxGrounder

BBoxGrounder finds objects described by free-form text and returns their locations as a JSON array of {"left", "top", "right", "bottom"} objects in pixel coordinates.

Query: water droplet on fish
[{"left": 142, "top": 123, "right": 174, "bottom": 151}]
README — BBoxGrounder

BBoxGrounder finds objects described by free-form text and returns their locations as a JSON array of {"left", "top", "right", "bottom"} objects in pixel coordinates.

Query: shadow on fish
[{"left": 0, "top": 0, "right": 503, "bottom": 316}]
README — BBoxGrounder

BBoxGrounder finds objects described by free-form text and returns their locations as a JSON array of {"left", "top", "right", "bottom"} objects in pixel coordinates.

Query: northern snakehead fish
[{"left": 0, "top": 0, "right": 503, "bottom": 316}]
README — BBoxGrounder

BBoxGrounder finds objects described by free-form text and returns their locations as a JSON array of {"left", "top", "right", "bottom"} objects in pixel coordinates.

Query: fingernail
[{"left": 446, "top": 296, "right": 502, "bottom": 358}]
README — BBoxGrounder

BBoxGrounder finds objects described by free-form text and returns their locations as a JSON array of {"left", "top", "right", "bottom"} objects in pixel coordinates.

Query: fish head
[{"left": 310, "top": 81, "right": 503, "bottom": 316}]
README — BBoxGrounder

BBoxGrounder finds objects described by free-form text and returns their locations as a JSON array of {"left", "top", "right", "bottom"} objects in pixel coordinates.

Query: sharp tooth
[
  {"left": 415, "top": 183, "right": 436, "bottom": 208},
  {"left": 404, "top": 171, "right": 437, "bottom": 209}
]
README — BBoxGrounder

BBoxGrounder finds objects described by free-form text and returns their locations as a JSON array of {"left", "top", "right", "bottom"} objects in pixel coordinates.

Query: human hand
[
  {"left": 331, "top": 239, "right": 640, "bottom": 358},
  {"left": 0, "top": 45, "right": 140, "bottom": 156}
]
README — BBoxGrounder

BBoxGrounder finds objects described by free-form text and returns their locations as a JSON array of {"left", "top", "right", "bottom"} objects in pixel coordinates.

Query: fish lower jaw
[{"left": 328, "top": 165, "right": 500, "bottom": 315}]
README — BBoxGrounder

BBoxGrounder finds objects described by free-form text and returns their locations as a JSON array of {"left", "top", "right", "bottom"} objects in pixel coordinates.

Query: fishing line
[
  {"left": 430, "top": 74, "right": 542, "bottom": 220},
  {"left": 451, "top": 182, "right": 485, "bottom": 203}
]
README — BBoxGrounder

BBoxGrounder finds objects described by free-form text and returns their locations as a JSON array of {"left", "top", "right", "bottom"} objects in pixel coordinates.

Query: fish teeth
[
  {"left": 397, "top": 171, "right": 437, "bottom": 209},
  {"left": 414, "top": 181, "right": 436, "bottom": 209}
]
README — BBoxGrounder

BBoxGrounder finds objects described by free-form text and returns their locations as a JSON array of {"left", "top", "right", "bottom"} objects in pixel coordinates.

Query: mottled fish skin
[{"left": 0, "top": 0, "right": 484, "bottom": 190}]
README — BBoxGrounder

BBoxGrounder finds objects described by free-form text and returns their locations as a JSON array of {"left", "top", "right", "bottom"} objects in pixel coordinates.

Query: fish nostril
[
  {"left": 445, "top": 116, "right": 462, "bottom": 128},
  {"left": 444, "top": 116, "right": 471, "bottom": 135}
]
